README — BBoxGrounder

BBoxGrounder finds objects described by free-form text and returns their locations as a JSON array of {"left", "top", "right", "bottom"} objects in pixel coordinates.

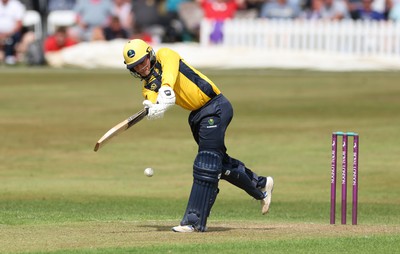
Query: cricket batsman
[{"left": 122, "top": 39, "right": 274, "bottom": 232}]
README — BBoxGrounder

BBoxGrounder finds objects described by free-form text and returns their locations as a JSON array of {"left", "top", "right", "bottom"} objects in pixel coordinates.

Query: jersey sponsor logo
[
  {"left": 207, "top": 118, "right": 217, "bottom": 128},
  {"left": 150, "top": 83, "right": 158, "bottom": 91}
]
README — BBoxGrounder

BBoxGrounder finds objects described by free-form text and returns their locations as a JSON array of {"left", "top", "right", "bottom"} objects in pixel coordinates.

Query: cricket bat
[{"left": 94, "top": 108, "right": 148, "bottom": 152}]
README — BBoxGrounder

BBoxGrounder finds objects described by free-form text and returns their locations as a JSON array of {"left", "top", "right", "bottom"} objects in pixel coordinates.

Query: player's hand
[
  {"left": 142, "top": 100, "right": 153, "bottom": 110},
  {"left": 142, "top": 100, "right": 166, "bottom": 120},
  {"left": 142, "top": 86, "right": 176, "bottom": 120},
  {"left": 157, "top": 86, "right": 175, "bottom": 106}
]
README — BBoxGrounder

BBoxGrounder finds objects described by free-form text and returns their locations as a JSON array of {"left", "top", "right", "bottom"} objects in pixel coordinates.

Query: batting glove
[
  {"left": 142, "top": 86, "right": 176, "bottom": 120},
  {"left": 142, "top": 100, "right": 163, "bottom": 120}
]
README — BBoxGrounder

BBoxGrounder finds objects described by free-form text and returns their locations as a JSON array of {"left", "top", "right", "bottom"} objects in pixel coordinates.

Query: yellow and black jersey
[{"left": 141, "top": 48, "right": 221, "bottom": 111}]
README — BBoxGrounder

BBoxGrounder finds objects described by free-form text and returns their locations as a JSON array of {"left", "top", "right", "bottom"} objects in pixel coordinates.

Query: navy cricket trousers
[
  {"left": 188, "top": 93, "right": 232, "bottom": 156},
  {"left": 188, "top": 94, "right": 266, "bottom": 200}
]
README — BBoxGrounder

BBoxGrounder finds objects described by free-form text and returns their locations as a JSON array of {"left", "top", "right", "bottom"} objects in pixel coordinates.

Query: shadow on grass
[{"left": 139, "top": 224, "right": 276, "bottom": 232}]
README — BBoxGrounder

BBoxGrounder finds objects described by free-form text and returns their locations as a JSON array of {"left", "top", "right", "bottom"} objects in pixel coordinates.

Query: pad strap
[{"left": 221, "top": 155, "right": 266, "bottom": 200}]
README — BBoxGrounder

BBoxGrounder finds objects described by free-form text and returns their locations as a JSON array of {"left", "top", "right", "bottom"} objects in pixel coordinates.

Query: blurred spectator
[
  {"left": 199, "top": 0, "right": 243, "bottom": 20},
  {"left": 129, "top": 25, "right": 154, "bottom": 42},
  {"left": 130, "top": 0, "right": 185, "bottom": 43},
  {"left": 48, "top": 0, "right": 76, "bottom": 11},
  {"left": 245, "top": 0, "right": 265, "bottom": 14},
  {"left": 318, "top": 0, "right": 350, "bottom": 19},
  {"left": 178, "top": 0, "right": 204, "bottom": 41},
  {"left": 301, "top": 0, "right": 325, "bottom": 19},
  {"left": 347, "top": 0, "right": 363, "bottom": 18},
  {"left": 371, "top": 0, "right": 389, "bottom": 16},
  {"left": 166, "top": 0, "right": 189, "bottom": 16},
  {"left": 16, "top": 0, "right": 46, "bottom": 65},
  {"left": 198, "top": 0, "right": 244, "bottom": 44},
  {"left": 160, "top": 0, "right": 189, "bottom": 42},
  {"left": 300, "top": 0, "right": 325, "bottom": 20},
  {"left": 47, "top": 0, "right": 76, "bottom": 42},
  {"left": 44, "top": 26, "right": 78, "bottom": 67},
  {"left": 259, "top": 0, "right": 301, "bottom": 19},
  {"left": 165, "top": 0, "right": 189, "bottom": 27},
  {"left": 300, "top": 0, "right": 352, "bottom": 19},
  {"left": 102, "top": 15, "right": 129, "bottom": 40},
  {"left": 352, "top": 0, "right": 386, "bottom": 19},
  {"left": 44, "top": 26, "right": 77, "bottom": 52},
  {"left": 0, "top": 0, "right": 26, "bottom": 65},
  {"left": 15, "top": 30, "right": 35, "bottom": 62},
  {"left": 73, "top": 0, "right": 113, "bottom": 41},
  {"left": 389, "top": 0, "right": 400, "bottom": 20},
  {"left": 132, "top": 0, "right": 164, "bottom": 43},
  {"left": 234, "top": 0, "right": 259, "bottom": 19},
  {"left": 112, "top": 0, "right": 133, "bottom": 35}
]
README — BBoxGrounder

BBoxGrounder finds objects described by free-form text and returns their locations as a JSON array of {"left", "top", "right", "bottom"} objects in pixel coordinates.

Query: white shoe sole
[
  {"left": 172, "top": 225, "right": 195, "bottom": 233},
  {"left": 261, "top": 176, "right": 274, "bottom": 215}
]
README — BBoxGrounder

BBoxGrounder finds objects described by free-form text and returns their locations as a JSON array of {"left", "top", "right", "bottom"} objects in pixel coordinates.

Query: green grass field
[{"left": 1, "top": 68, "right": 399, "bottom": 253}]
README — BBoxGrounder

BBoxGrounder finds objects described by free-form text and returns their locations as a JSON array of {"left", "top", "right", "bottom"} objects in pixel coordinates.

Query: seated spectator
[
  {"left": 112, "top": 0, "right": 133, "bottom": 36},
  {"left": 301, "top": 0, "right": 325, "bottom": 19},
  {"left": 166, "top": 0, "right": 189, "bottom": 16},
  {"left": 200, "top": 0, "right": 244, "bottom": 20},
  {"left": 133, "top": 0, "right": 185, "bottom": 43},
  {"left": 44, "top": 26, "right": 77, "bottom": 52},
  {"left": 102, "top": 16, "right": 129, "bottom": 40},
  {"left": 130, "top": 24, "right": 154, "bottom": 43},
  {"left": 48, "top": 0, "right": 76, "bottom": 11},
  {"left": 389, "top": 0, "right": 400, "bottom": 20},
  {"left": 319, "top": 0, "right": 350, "bottom": 20},
  {"left": 162, "top": 0, "right": 189, "bottom": 42},
  {"left": 244, "top": 0, "right": 265, "bottom": 15},
  {"left": 178, "top": 0, "right": 204, "bottom": 41},
  {"left": 260, "top": 0, "right": 301, "bottom": 19},
  {"left": 15, "top": 1, "right": 46, "bottom": 65},
  {"left": 131, "top": 0, "right": 164, "bottom": 43},
  {"left": 44, "top": 26, "right": 78, "bottom": 67},
  {"left": 0, "top": 0, "right": 26, "bottom": 65},
  {"left": 347, "top": 0, "right": 363, "bottom": 19},
  {"left": 352, "top": 0, "right": 386, "bottom": 20},
  {"left": 198, "top": 0, "right": 244, "bottom": 44},
  {"left": 73, "top": 0, "right": 113, "bottom": 41},
  {"left": 371, "top": 0, "right": 389, "bottom": 17}
]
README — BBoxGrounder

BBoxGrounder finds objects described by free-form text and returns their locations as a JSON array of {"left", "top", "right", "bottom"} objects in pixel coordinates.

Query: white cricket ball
[{"left": 144, "top": 167, "right": 154, "bottom": 177}]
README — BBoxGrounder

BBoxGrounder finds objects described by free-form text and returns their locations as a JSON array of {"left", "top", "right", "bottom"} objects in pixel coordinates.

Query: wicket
[{"left": 330, "top": 131, "right": 359, "bottom": 225}]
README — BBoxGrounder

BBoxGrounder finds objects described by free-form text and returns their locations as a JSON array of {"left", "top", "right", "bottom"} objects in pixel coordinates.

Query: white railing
[{"left": 200, "top": 19, "right": 400, "bottom": 58}]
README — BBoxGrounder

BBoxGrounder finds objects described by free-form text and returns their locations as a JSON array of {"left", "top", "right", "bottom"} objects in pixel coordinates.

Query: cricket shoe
[
  {"left": 260, "top": 176, "right": 274, "bottom": 215},
  {"left": 172, "top": 225, "right": 195, "bottom": 233}
]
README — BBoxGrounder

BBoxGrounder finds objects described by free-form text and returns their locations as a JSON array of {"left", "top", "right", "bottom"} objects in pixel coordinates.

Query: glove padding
[
  {"left": 143, "top": 100, "right": 166, "bottom": 120},
  {"left": 157, "top": 85, "right": 176, "bottom": 106},
  {"left": 143, "top": 86, "right": 175, "bottom": 120}
]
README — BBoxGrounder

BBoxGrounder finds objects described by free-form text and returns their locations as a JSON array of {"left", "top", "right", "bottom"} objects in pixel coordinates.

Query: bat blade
[{"left": 94, "top": 108, "right": 148, "bottom": 152}]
